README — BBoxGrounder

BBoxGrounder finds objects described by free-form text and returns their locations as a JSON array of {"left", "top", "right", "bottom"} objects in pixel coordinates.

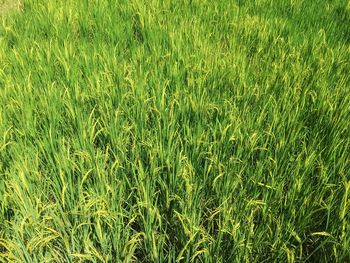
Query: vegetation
[
  {"left": 0, "top": 0, "right": 349, "bottom": 262},
  {"left": 0, "top": 0, "right": 20, "bottom": 16}
]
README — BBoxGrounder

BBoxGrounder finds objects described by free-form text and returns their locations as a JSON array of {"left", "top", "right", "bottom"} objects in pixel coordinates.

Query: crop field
[{"left": 0, "top": 0, "right": 349, "bottom": 262}]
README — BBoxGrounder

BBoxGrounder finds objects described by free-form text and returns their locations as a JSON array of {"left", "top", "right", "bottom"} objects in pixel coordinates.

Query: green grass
[{"left": 0, "top": 0, "right": 349, "bottom": 262}]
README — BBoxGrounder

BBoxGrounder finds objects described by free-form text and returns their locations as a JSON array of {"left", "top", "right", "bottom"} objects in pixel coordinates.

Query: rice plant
[{"left": 0, "top": 0, "right": 349, "bottom": 262}]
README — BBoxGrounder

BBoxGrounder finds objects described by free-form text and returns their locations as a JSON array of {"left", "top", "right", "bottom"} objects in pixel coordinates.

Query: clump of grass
[{"left": 0, "top": 0, "right": 349, "bottom": 262}]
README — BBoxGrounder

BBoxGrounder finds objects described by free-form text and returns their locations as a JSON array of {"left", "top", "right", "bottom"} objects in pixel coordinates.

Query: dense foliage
[{"left": 0, "top": 0, "right": 349, "bottom": 262}]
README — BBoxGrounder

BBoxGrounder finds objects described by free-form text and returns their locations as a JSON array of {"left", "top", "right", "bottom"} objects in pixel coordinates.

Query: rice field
[{"left": 0, "top": 0, "right": 349, "bottom": 262}]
